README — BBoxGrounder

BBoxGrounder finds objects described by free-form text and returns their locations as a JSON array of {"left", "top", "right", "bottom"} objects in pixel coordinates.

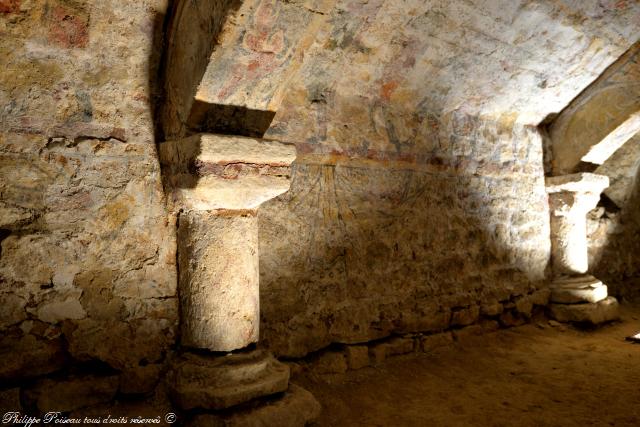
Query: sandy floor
[{"left": 298, "top": 305, "right": 640, "bottom": 427}]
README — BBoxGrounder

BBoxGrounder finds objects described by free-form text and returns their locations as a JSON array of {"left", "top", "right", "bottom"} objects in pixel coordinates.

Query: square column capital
[{"left": 546, "top": 173, "right": 609, "bottom": 216}]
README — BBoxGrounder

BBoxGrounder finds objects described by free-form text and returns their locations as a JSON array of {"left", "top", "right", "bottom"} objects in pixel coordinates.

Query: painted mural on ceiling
[{"left": 261, "top": 0, "right": 639, "bottom": 156}]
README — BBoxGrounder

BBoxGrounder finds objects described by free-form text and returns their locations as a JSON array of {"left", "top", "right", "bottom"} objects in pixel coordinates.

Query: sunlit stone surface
[
  {"left": 549, "top": 43, "right": 640, "bottom": 175},
  {"left": 546, "top": 173, "right": 609, "bottom": 275},
  {"left": 549, "top": 275, "right": 608, "bottom": 304},
  {"left": 159, "top": 133, "right": 296, "bottom": 210},
  {"left": 595, "top": 133, "right": 640, "bottom": 208}
]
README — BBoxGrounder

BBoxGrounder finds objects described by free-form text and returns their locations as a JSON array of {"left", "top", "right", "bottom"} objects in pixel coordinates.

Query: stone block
[
  {"left": 283, "top": 361, "right": 305, "bottom": 376},
  {"left": 36, "top": 295, "right": 86, "bottom": 323},
  {"left": 384, "top": 337, "right": 415, "bottom": 356},
  {"left": 451, "top": 305, "right": 480, "bottom": 327},
  {"left": 549, "top": 296, "right": 620, "bottom": 325},
  {"left": 454, "top": 320, "right": 500, "bottom": 341},
  {"left": 528, "top": 288, "right": 551, "bottom": 306},
  {"left": 187, "top": 384, "right": 321, "bottom": 427},
  {"left": 499, "top": 310, "right": 527, "bottom": 327},
  {"left": 514, "top": 296, "right": 533, "bottom": 318},
  {"left": 480, "top": 319, "right": 500, "bottom": 332},
  {"left": 312, "top": 351, "right": 348, "bottom": 374},
  {"left": 24, "top": 375, "right": 119, "bottom": 413},
  {"left": 170, "top": 350, "right": 290, "bottom": 411},
  {"left": 453, "top": 325, "right": 484, "bottom": 341},
  {"left": 368, "top": 337, "right": 414, "bottom": 365},
  {"left": 480, "top": 300, "right": 503, "bottom": 317},
  {"left": 0, "top": 293, "right": 27, "bottom": 329},
  {"left": 345, "top": 346, "right": 369, "bottom": 370},
  {"left": 159, "top": 134, "right": 296, "bottom": 210},
  {"left": 420, "top": 332, "right": 454, "bottom": 353},
  {"left": 368, "top": 343, "right": 387, "bottom": 365},
  {"left": 403, "top": 308, "right": 452, "bottom": 333},
  {"left": 66, "top": 317, "right": 174, "bottom": 371}
]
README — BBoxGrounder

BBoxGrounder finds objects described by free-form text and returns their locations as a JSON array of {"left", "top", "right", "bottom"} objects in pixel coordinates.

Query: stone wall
[
  {"left": 259, "top": 115, "right": 551, "bottom": 357},
  {"left": 255, "top": 0, "right": 639, "bottom": 357},
  {"left": 1, "top": 0, "right": 638, "bottom": 415},
  {"left": 0, "top": 0, "right": 177, "bottom": 387}
]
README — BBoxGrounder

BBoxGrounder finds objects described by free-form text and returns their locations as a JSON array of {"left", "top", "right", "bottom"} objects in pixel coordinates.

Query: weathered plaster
[{"left": 0, "top": 0, "right": 177, "bottom": 376}]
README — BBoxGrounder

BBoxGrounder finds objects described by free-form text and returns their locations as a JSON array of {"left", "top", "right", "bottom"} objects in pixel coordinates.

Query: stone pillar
[
  {"left": 178, "top": 210, "right": 259, "bottom": 352},
  {"left": 160, "top": 133, "right": 296, "bottom": 351},
  {"left": 546, "top": 173, "right": 609, "bottom": 275},
  {"left": 160, "top": 135, "right": 321, "bottom": 423},
  {"left": 545, "top": 173, "right": 619, "bottom": 324}
]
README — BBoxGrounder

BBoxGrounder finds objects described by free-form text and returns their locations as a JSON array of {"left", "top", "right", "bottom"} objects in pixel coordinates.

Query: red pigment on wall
[
  {"left": 0, "top": 0, "right": 20, "bottom": 14},
  {"left": 47, "top": 5, "right": 89, "bottom": 48}
]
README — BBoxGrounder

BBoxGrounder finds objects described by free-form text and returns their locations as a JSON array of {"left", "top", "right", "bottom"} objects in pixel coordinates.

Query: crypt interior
[{"left": 1, "top": 0, "right": 640, "bottom": 426}]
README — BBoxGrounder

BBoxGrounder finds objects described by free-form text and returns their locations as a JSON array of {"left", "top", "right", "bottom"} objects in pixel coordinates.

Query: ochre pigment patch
[
  {"left": 0, "top": 0, "right": 20, "bottom": 13},
  {"left": 46, "top": 1, "right": 89, "bottom": 48}
]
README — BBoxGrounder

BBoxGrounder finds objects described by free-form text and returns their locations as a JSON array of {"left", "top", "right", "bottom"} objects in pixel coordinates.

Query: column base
[
  {"left": 550, "top": 275, "right": 608, "bottom": 304},
  {"left": 170, "top": 349, "right": 321, "bottom": 427},
  {"left": 186, "top": 384, "right": 321, "bottom": 427},
  {"left": 549, "top": 296, "right": 620, "bottom": 325},
  {"left": 169, "top": 349, "right": 290, "bottom": 411}
]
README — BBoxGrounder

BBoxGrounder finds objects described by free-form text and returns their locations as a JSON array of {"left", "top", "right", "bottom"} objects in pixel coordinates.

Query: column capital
[
  {"left": 545, "top": 173, "right": 609, "bottom": 216},
  {"left": 545, "top": 173, "right": 609, "bottom": 194}
]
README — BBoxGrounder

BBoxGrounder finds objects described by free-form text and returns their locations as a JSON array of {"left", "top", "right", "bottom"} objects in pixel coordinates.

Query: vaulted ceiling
[
  {"left": 266, "top": 0, "right": 639, "bottom": 151},
  {"left": 165, "top": 0, "right": 640, "bottom": 157}
]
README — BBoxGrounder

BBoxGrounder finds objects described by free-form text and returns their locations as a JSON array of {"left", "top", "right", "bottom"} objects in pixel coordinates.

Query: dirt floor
[{"left": 297, "top": 305, "right": 640, "bottom": 427}]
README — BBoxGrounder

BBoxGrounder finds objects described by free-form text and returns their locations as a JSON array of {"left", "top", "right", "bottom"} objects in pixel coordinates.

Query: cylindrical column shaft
[
  {"left": 178, "top": 210, "right": 259, "bottom": 352},
  {"left": 549, "top": 209, "right": 588, "bottom": 274},
  {"left": 546, "top": 173, "right": 609, "bottom": 276}
]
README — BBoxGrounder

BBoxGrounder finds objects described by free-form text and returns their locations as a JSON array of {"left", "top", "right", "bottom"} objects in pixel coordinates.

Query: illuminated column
[
  {"left": 178, "top": 210, "right": 259, "bottom": 351},
  {"left": 546, "top": 173, "right": 609, "bottom": 275},
  {"left": 546, "top": 173, "right": 619, "bottom": 323},
  {"left": 160, "top": 133, "right": 296, "bottom": 351}
]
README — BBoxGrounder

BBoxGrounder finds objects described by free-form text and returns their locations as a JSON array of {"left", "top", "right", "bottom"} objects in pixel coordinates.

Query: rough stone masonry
[{"left": 0, "top": 0, "right": 639, "bottom": 423}]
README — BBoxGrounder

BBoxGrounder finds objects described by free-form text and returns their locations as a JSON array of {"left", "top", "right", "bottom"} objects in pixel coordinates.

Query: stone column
[
  {"left": 160, "top": 133, "right": 296, "bottom": 351},
  {"left": 546, "top": 173, "right": 609, "bottom": 275},
  {"left": 160, "top": 135, "right": 321, "bottom": 423},
  {"left": 545, "top": 173, "right": 619, "bottom": 323},
  {"left": 178, "top": 210, "right": 259, "bottom": 352}
]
